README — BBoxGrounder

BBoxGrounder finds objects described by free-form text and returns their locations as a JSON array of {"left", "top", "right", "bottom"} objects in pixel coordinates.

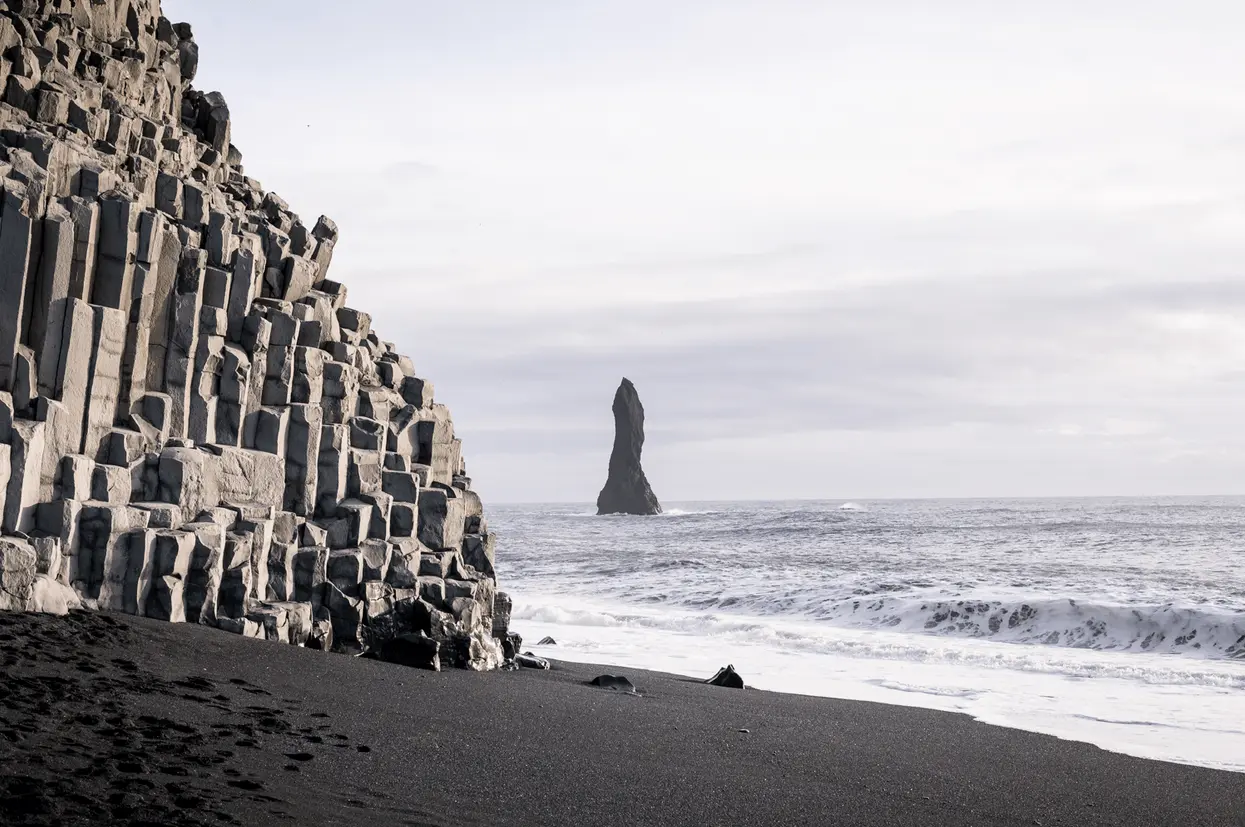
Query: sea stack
[{"left": 597, "top": 378, "right": 661, "bottom": 516}]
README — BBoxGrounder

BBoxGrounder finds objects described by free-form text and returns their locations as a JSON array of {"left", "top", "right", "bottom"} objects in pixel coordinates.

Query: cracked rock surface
[{"left": 0, "top": 0, "right": 508, "bottom": 669}]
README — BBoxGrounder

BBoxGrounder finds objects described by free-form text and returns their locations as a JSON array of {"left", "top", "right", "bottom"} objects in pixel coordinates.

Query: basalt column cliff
[{"left": 0, "top": 0, "right": 509, "bottom": 670}]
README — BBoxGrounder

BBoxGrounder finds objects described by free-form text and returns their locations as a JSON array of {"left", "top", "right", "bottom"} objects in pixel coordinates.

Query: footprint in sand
[
  {"left": 176, "top": 676, "right": 215, "bottom": 692},
  {"left": 227, "top": 779, "right": 264, "bottom": 791}
]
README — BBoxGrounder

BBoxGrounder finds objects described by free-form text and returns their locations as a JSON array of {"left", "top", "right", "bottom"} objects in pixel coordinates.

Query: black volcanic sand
[{"left": 1, "top": 612, "right": 1242, "bottom": 826}]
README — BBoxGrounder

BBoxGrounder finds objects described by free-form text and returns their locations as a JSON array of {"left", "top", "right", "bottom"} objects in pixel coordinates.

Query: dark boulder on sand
[
  {"left": 516, "top": 652, "right": 551, "bottom": 670},
  {"left": 377, "top": 634, "right": 441, "bottom": 671},
  {"left": 706, "top": 665, "right": 745, "bottom": 689},
  {"left": 589, "top": 674, "right": 637, "bottom": 692},
  {"left": 502, "top": 631, "right": 524, "bottom": 661},
  {"left": 596, "top": 379, "right": 662, "bottom": 516}
]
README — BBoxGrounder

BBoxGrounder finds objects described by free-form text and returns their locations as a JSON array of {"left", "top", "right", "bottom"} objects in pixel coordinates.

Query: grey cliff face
[
  {"left": 0, "top": 0, "right": 509, "bottom": 670},
  {"left": 597, "top": 378, "right": 661, "bottom": 516}
]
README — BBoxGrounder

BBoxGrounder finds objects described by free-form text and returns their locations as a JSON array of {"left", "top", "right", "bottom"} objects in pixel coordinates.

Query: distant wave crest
[
  {"left": 824, "top": 596, "right": 1245, "bottom": 658},
  {"left": 516, "top": 594, "right": 1245, "bottom": 661},
  {"left": 512, "top": 596, "right": 1245, "bottom": 687}
]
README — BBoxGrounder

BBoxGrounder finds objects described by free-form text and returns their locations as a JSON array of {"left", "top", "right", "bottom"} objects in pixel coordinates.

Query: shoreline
[
  {"left": 521, "top": 640, "right": 1245, "bottom": 772},
  {"left": 3, "top": 611, "right": 1245, "bottom": 826},
  {"left": 509, "top": 593, "right": 1245, "bottom": 775}
]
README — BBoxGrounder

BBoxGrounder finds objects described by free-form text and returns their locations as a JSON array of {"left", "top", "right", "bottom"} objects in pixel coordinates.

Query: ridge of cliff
[{"left": 0, "top": 0, "right": 509, "bottom": 670}]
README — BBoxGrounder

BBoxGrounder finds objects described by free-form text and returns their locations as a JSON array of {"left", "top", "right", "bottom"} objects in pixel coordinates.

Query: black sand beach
[{"left": 1, "top": 611, "right": 1241, "bottom": 827}]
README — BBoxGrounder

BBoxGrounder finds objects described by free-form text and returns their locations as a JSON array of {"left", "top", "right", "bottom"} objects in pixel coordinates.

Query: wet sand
[{"left": 1, "top": 610, "right": 1241, "bottom": 826}]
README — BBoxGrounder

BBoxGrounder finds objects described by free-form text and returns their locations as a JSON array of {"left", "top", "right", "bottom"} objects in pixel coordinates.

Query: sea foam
[{"left": 494, "top": 497, "right": 1245, "bottom": 771}]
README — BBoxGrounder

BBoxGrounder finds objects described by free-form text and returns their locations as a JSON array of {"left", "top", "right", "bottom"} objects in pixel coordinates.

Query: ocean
[{"left": 492, "top": 497, "right": 1245, "bottom": 772}]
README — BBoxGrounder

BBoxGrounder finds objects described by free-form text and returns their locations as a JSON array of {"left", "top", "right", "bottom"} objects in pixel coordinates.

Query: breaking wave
[
  {"left": 515, "top": 593, "right": 1245, "bottom": 660},
  {"left": 817, "top": 596, "right": 1245, "bottom": 658},
  {"left": 495, "top": 499, "right": 1245, "bottom": 770},
  {"left": 512, "top": 596, "right": 1245, "bottom": 688}
]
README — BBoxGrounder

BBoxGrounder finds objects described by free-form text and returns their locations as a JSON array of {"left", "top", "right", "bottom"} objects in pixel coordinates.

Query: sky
[{"left": 164, "top": 0, "right": 1245, "bottom": 503}]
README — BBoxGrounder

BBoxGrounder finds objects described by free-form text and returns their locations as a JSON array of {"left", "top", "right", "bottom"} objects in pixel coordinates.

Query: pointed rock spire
[{"left": 596, "top": 378, "right": 661, "bottom": 516}]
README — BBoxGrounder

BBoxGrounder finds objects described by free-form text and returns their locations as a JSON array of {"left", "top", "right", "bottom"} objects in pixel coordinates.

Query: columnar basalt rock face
[
  {"left": 0, "top": 0, "right": 506, "bottom": 670},
  {"left": 597, "top": 378, "right": 661, "bottom": 516}
]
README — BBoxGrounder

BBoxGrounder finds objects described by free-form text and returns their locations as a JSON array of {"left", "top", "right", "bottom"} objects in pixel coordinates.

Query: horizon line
[{"left": 483, "top": 493, "right": 1245, "bottom": 506}]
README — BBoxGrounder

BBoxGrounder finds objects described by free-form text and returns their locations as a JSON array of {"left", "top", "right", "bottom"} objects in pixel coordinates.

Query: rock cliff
[
  {"left": 596, "top": 378, "right": 661, "bottom": 516},
  {"left": 0, "top": 0, "right": 509, "bottom": 670}
]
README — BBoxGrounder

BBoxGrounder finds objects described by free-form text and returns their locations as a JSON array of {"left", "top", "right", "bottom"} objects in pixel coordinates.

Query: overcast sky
[{"left": 165, "top": 0, "right": 1245, "bottom": 502}]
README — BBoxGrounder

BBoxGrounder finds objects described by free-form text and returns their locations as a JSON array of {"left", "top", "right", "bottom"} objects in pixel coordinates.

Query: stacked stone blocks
[{"left": 0, "top": 0, "right": 504, "bottom": 670}]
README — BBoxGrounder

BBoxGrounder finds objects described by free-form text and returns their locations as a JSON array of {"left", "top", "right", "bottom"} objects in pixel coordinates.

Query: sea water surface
[{"left": 491, "top": 498, "right": 1245, "bottom": 772}]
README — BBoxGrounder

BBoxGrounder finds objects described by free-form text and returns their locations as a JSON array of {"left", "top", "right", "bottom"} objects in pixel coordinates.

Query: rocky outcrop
[
  {"left": 589, "top": 673, "right": 637, "bottom": 692},
  {"left": 0, "top": 0, "right": 507, "bottom": 669},
  {"left": 596, "top": 378, "right": 661, "bottom": 516},
  {"left": 705, "top": 665, "right": 745, "bottom": 689}
]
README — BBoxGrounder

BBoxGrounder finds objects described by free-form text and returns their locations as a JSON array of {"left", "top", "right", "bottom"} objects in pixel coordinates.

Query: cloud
[
  {"left": 164, "top": 0, "right": 1245, "bottom": 501},
  {"left": 354, "top": 265, "right": 1245, "bottom": 500}
]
